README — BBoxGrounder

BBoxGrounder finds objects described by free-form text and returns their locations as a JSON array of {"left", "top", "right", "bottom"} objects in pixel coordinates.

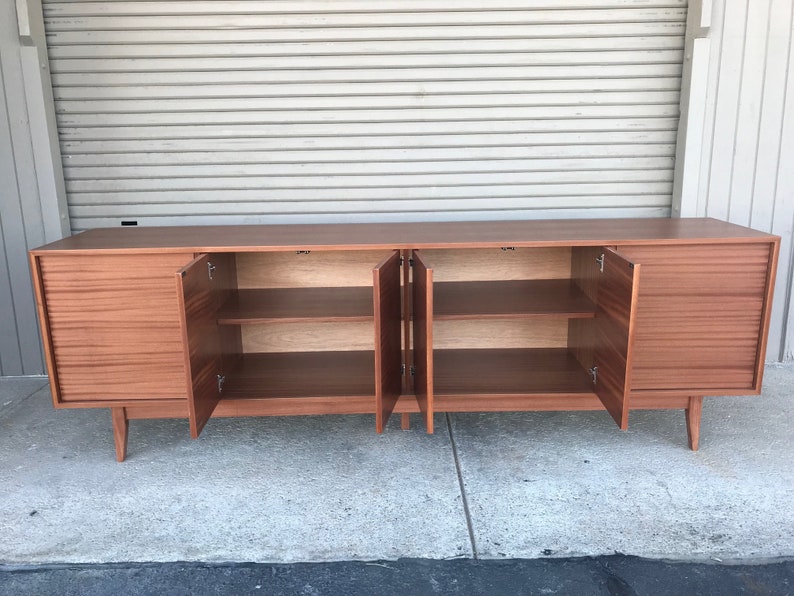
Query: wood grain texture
[
  {"left": 374, "top": 250, "right": 402, "bottom": 432},
  {"left": 568, "top": 246, "right": 603, "bottom": 373},
  {"left": 617, "top": 243, "right": 772, "bottom": 391},
  {"left": 218, "top": 287, "right": 374, "bottom": 324},
  {"left": 32, "top": 218, "right": 777, "bottom": 254},
  {"left": 119, "top": 392, "right": 694, "bottom": 420},
  {"left": 402, "top": 249, "right": 412, "bottom": 395},
  {"left": 434, "top": 279, "right": 595, "bottom": 319},
  {"left": 111, "top": 407, "right": 128, "bottom": 462},
  {"left": 686, "top": 395, "right": 703, "bottom": 451},
  {"left": 432, "top": 319, "right": 569, "bottom": 350},
  {"left": 412, "top": 249, "right": 434, "bottom": 433},
  {"left": 38, "top": 253, "right": 193, "bottom": 402},
  {"left": 241, "top": 320, "right": 374, "bottom": 353},
  {"left": 418, "top": 247, "right": 571, "bottom": 281},
  {"left": 29, "top": 254, "right": 62, "bottom": 406},
  {"left": 236, "top": 250, "right": 392, "bottom": 288},
  {"left": 222, "top": 351, "right": 376, "bottom": 400},
  {"left": 433, "top": 348, "right": 593, "bottom": 397},
  {"left": 592, "top": 248, "right": 640, "bottom": 430},
  {"left": 177, "top": 253, "right": 234, "bottom": 438}
]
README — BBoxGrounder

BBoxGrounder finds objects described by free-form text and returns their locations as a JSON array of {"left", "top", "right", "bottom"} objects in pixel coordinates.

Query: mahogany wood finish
[
  {"left": 29, "top": 218, "right": 779, "bottom": 461},
  {"left": 374, "top": 251, "right": 403, "bottom": 432},
  {"left": 176, "top": 253, "right": 235, "bottom": 438},
  {"left": 686, "top": 396, "right": 704, "bottom": 451},
  {"left": 34, "top": 253, "right": 193, "bottom": 403},
  {"left": 617, "top": 244, "right": 772, "bottom": 392},
  {"left": 218, "top": 287, "right": 374, "bottom": 324},
  {"left": 433, "top": 280, "right": 596, "bottom": 320},
  {"left": 591, "top": 249, "right": 640, "bottom": 430},
  {"left": 412, "top": 250, "right": 434, "bottom": 433},
  {"left": 222, "top": 352, "right": 375, "bottom": 401},
  {"left": 434, "top": 348, "right": 593, "bottom": 398},
  {"left": 33, "top": 218, "right": 774, "bottom": 254},
  {"left": 111, "top": 407, "right": 129, "bottom": 463}
]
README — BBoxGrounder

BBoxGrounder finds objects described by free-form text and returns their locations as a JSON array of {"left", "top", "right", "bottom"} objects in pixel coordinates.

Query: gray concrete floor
[{"left": 1, "top": 366, "right": 792, "bottom": 565}]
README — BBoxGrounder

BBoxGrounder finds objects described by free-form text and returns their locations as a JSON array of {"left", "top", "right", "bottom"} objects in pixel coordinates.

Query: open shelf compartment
[
  {"left": 433, "top": 348, "right": 595, "bottom": 397},
  {"left": 222, "top": 351, "right": 376, "bottom": 400},
  {"left": 218, "top": 287, "right": 374, "bottom": 324},
  {"left": 434, "top": 280, "right": 596, "bottom": 319}
]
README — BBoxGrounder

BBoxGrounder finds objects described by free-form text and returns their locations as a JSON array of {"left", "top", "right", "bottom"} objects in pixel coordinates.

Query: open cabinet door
[
  {"left": 411, "top": 250, "right": 434, "bottom": 433},
  {"left": 176, "top": 254, "right": 228, "bottom": 438},
  {"left": 593, "top": 248, "right": 640, "bottom": 430},
  {"left": 373, "top": 250, "right": 402, "bottom": 432}
]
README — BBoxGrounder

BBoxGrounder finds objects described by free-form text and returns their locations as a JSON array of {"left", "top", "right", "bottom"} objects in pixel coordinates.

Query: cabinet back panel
[
  {"left": 432, "top": 319, "right": 568, "bottom": 350},
  {"left": 242, "top": 321, "right": 375, "bottom": 353},
  {"left": 236, "top": 250, "right": 393, "bottom": 288},
  {"left": 617, "top": 243, "right": 771, "bottom": 391},
  {"left": 40, "top": 253, "right": 193, "bottom": 401},
  {"left": 419, "top": 247, "right": 571, "bottom": 282}
]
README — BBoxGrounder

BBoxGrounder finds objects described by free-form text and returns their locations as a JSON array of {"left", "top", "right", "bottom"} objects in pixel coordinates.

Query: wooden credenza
[{"left": 29, "top": 219, "right": 780, "bottom": 461}]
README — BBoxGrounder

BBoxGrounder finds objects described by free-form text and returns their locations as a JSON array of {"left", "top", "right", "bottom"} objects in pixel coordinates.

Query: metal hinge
[
  {"left": 410, "top": 366, "right": 416, "bottom": 376},
  {"left": 295, "top": 250, "right": 312, "bottom": 255},
  {"left": 501, "top": 247, "right": 516, "bottom": 251},
  {"left": 588, "top": 366, "right": 598, "bottom": 385},
  {"left": 400, "top": 256, "right": 414, "bottom": 267},
  {"left": 401, "top": 364, "right": 406, "bottom": 375},
  {"left": 207, "top": 261, "right": 216, "bottom": 280},
  {"left": 595, "top": 253, "right": 605, "bottom": 273},
  {"left": 217, "top": 373, "right": 226, "bottom": 393}
]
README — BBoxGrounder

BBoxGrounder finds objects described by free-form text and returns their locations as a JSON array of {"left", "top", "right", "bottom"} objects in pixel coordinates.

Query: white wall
[{"left": 674, "top": 0, "right": 794, "bottom": 361}]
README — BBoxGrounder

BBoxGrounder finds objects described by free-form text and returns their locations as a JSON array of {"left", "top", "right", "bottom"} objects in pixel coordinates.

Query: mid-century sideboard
[{"left": 29, "top": 218, "right": 779, "bottom": 461}]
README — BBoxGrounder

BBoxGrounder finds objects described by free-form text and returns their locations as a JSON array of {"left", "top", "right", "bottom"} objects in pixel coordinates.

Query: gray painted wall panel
[
  {"left": 1, "top": 31, "right": 43, "bottom": 376},
  {"left": 42, "top": 0, "right": 688, "bottom": 231},
  {"left": 675, "top": 0, "right": 794, "bottom": 361},
  {"left": 0, "top": 0, "right": 68, "bottom": 376}
]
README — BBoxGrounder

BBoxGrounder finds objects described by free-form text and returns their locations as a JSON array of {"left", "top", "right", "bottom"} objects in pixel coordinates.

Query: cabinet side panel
[
  {"left": 39, "top": 253, "right": 193, "bottom": 402},
  {"left": 617, "top": 243, "right": 771, "bottom": 391}
]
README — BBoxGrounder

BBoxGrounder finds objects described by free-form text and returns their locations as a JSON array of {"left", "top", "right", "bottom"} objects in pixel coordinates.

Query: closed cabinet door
[
  {"left": 617, "top": 243, "right": 776, "bottom": 394},
  {"left": 34, "top": 253, "right": 194, "bottom": 404}
]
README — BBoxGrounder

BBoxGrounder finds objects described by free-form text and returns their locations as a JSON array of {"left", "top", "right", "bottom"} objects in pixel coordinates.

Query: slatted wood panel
[
  {"left": 42, "top": 0, "right": 687, "bottom": 229},
  {"left": 38, "top": 253, "right": 193, "bottom": 401},
  {"left": 618, "top": 243, "right": 772, "bottom": 390}
]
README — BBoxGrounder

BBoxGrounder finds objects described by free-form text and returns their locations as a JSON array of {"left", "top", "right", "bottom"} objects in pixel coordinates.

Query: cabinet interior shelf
[
  {"left": 433, "top": 348, "right": 595, "bottom": 397},
  {"left": 433, "top": 280, "right": 596, "bottom": 319},
  {"left": 218, "top": 287, "right": 374, "bottom": 324},
  {"left": 222, "top": 351, "right": 376, "bottom": 400}
]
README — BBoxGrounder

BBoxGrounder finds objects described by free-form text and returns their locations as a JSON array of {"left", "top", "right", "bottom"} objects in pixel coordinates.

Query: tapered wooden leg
[
  {"left": 401, "top": 412, "right": 411, "bottom": 430},
  {"left": 111, "top": 407, "right": 129, "bottom": 462},
  {"left": 685, "top": 396, "right": 703, "bottom": 451}
]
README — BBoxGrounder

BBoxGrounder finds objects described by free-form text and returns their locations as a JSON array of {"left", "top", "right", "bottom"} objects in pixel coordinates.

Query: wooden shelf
[
  {"left": 433, "top": 348, "right": 595, "bottom": 397},
  {"left": 222, "top": 351, "right": 376, "bottom": 400},
  {"left": 217, "top": 287, "right": 374, "bottom": 324},
  {"left": 433, "top": 280, "right": 596, "bottom": 319}
]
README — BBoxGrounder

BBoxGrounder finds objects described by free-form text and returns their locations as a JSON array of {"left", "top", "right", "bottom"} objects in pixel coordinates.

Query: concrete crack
[{"left": 445, "top": 413, "right": 478, "bottom": 559}]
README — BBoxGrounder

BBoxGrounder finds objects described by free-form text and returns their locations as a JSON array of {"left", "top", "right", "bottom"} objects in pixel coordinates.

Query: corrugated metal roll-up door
[{"left": 43, "top": 0, "right": 687, "bottom": 231}]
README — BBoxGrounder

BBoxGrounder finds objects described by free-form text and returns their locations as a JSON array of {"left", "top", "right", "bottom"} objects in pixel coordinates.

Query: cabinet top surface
[{"left": 31, "top": 218, "right": 778, "bottom": 254}]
